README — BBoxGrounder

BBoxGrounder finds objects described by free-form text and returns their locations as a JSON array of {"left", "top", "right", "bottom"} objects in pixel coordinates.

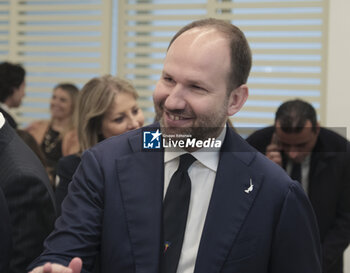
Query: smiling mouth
[
  {"left": 168, "top": 114, "right": 186, "bottom": 121},
  {"left": 166, "top": 111, "right": 193, "bottom": 121}
]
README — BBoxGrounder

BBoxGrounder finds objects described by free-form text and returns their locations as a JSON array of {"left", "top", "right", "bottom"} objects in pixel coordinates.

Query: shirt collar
[
  {"left": 164, "top": 126, "right": 227, "bottom": 172},
  {"left": 0, "top": 112, "right": 5, "bottom": 129},
  {"left": 0, "top": 102, "right": 9, "bottom": 112},
  {"left": 287, "top": 153, "right": 311, "bottom": 168}
]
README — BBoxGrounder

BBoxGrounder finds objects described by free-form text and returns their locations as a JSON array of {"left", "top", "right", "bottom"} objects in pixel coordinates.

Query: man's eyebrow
[
  {"left": 161, "top": 71, "right": 172, "bottom": 78},
  {"left": 280, "top": 141, "right": 308, "bottom": 147}
]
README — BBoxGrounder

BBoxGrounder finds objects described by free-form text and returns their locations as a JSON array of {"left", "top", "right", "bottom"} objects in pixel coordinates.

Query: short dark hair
[
  {"left": 168, "top": 18, "right": 252, "bottom": 93},
  {"left": 275, "top": 99, "right": 318, "bottom": 133},
  {"left": 0, "top": 62, "right": 26, "bottom": 102}
]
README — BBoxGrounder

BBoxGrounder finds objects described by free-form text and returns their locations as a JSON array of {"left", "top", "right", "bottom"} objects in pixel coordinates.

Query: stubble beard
[{"left": 155, "top": 102, "right": 228, "bottom": 142}]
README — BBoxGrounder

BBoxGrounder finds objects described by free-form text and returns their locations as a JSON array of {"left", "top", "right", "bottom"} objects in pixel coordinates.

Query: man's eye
[
  {"left": 164, "top": 77, "right": 173, "bottom": 82},
  {"left": 191, "top": 85, "right": 207, "bottom": 92}
]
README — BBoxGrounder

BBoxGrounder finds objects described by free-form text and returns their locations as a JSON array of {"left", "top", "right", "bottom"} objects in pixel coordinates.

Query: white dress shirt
[
  {"left": 163, "top": 126, "right": 226, "bottom": 273},
  {"left": 0, "top": 102, "right": 9, "bottom": 113},
  {"left": 286, "top": 155, "right": 311, "bottom": 194},
  {"left": 0, "top": 112, "right": 5, "bottom": 129}
]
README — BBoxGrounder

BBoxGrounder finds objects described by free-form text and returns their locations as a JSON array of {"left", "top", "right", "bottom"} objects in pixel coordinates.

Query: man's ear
[{"left": 227, "top": 84, "right": 249, "bottom": 116}]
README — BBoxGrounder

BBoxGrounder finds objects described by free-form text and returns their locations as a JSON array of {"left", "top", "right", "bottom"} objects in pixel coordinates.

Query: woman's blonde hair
[{"left": 77, "top": 75, "right": 138, "bottom": 151}]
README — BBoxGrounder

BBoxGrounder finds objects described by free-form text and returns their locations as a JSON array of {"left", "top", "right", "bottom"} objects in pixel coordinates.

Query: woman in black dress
[{"left": 55, "top": 75, "right": 144, "bottom": 215}]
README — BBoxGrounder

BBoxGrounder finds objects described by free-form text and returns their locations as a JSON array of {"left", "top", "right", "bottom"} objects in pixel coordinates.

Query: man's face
[
  {"left": 275, "top": 120, "right": 319, "bottom": 163},
  {"left": 153, "top": 28, "right": 232, "bottom": 140}
]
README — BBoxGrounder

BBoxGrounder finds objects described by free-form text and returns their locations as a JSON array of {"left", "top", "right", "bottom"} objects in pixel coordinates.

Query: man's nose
[
  {"left": 164, "top": 84, "right": 186, "bottom": 110},
  {"left": 287, "top": 149, "right": 300, "bottom": 161}
]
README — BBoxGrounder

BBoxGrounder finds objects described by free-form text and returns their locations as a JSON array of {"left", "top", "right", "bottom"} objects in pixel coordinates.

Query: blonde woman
[
  {"left": 26, "top": 83, "right": 79, "bottom": 180},
  {"left": 55, "top": 75, "right": 144, "bottom": 214}
]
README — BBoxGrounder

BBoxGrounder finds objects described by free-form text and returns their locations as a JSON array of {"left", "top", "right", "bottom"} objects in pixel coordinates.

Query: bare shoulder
[
  {"left": 64, "top": 128, "right": 77, "bottom": 139},
  {"left": 25, "top": 120, "right": 50, "bottom": 144},
  {"left": 26, "top": 120, "right": 50, "bottom": 131}
]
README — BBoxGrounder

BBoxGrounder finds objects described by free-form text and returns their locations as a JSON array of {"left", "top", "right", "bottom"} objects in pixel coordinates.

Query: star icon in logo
[{"left": 150, "top": 129, "right": 162, "bottom": 142}]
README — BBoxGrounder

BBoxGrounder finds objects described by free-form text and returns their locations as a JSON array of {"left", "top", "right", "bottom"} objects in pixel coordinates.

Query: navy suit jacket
[{"left": 29, "top": 124, "right": 321, "bottom": 273}]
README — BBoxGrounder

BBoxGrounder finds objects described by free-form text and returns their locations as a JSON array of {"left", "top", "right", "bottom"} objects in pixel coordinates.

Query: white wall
[
  {"left": 326, "top": 0, "right": 350, "bottom": 135},
  {"left": 327, "top": 0, "right": 350, "bottom": 271}
]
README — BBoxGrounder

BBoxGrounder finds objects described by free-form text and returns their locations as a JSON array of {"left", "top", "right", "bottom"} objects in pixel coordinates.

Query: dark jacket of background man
[
  {"left": 0, "top": 117, "right": 56, "bottom": 273},
  {"left": 247, "top": 125, "right": 350, "bottom": 273}
]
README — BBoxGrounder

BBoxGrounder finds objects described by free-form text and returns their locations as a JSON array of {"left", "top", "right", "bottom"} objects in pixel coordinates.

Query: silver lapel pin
[{"left": 244, "top": 178, "right": 254, "bottom": 194}]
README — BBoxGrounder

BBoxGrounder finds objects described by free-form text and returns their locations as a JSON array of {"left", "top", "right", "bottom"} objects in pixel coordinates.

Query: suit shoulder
[
  {"left": 1, "top": 135, "right": 49, "bottom": 181},
  {"left": 89, "top": 125, "right": 147, "bottom": 159},
  {"left": 251, "top": 150, "right": 297, "bottom": 192},
  {"left": 317, "top": 127, "right": 349, "bottom": 152}
]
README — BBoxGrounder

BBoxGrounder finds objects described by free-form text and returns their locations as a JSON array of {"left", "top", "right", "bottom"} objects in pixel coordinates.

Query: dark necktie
[
  {"left": 161, "top": 153, "right": 196, "bottom": 273},
  {"left": 290, "top": 162, "right": 302, "bottom": 183}
]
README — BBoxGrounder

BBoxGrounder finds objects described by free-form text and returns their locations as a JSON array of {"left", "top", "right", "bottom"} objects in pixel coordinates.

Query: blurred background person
[
  {"left": 0, "top": 112, "right": 56, "bottom": 273},
  {"left": 26, "top": 83, "right": 79, "bottom": 181},
  {"left": 55, "top": 75, "right": 144, "bottom": 215},
  {"left": 246, "top": 99, "right": 350, "bottom": 273},
  {"left": 0, "top": 61, "right": 26, "bottom": 129}
]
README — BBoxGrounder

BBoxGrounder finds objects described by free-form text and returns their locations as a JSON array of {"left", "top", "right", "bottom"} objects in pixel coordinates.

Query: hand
[
  {"left": 29, "top": 257, "right": 82, "bottom": 273},
  {"left": 265, "top": 133, "right": 282, "bottom": 166}
]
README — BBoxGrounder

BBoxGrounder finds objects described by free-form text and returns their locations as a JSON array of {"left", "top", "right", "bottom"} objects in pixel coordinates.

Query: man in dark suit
[
  {"left": 0, "top": 113, "right": 56, "bottom": 273},
  {"left": 0, "top": 62, "right": 26, "bottom": 129},
  {"left": 28, "top": 19, "right": 321, "bottom": 273},
  {"left": 246, "top": 99, "right": 350, "bottom": 273}
]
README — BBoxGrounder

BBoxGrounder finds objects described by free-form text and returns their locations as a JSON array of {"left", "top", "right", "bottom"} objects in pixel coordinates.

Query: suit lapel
[
  {"left": 195, "top": 130, "right": 263, "bottom": 273},
  {"left": 116, "top": 132, "right": 164, "bottom": 273}
]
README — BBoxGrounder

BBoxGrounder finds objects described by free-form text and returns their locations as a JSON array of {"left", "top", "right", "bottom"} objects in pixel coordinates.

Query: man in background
[
  {"left": 247, "top": 99, "right": 350, "bottom": 273},
  {"left": 0, "top": 112, "right": 56, "bottom": 273},
  {"left": 0, "top": 61, "right": 26, "bottom": 129}
]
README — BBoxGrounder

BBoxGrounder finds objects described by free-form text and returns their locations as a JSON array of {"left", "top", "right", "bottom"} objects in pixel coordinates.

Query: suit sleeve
[
  {"left": 4, "top": 172, "right": 56, "bottom": 273},
  {"left": 28, "top": 150, "right": 104, "bottom": 273},
  {"left": 270, "top": 183, "right": 322, "bottom": 273},
  {"left": 321, "top": 147, "right": 350, "bottom": 272}
]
